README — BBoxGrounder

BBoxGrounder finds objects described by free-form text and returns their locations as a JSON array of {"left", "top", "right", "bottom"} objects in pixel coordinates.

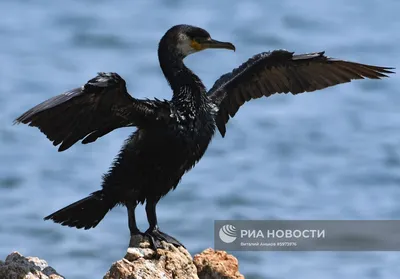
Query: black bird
[{"left": 15, "top": 24, "right": 394, "bottom": 249}]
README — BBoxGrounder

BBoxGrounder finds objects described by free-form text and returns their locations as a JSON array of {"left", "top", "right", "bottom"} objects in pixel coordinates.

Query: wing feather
[
  {"left": 15, "top": 72, "right": 170, "bottom": 151},
  {"left": 208, "top": 50, "right": 394, "bottom": 136}
]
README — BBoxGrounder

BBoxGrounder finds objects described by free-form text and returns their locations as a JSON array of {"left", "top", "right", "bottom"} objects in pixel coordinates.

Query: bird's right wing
[{"left": 15, "top": 72, "right": 170, "bottom": 151}]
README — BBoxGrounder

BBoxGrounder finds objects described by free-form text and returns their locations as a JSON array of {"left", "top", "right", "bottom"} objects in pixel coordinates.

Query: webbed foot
[{"left": 144, "top": 227, "right": 185, "bottom": 249}]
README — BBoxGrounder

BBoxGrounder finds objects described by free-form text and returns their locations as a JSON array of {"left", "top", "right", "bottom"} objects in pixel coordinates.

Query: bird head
[{"left": 161, "top": 25, "right": 235, "bottom": 58}]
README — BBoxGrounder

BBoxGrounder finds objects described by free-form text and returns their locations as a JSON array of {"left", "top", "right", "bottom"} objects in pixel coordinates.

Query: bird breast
[{"left": 167, "top": 101, "right": 216, "bottom": 166}]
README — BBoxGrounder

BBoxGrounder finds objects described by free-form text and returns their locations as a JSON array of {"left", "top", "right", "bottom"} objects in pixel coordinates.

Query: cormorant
[{"left": 15, "top": 24, "right": 394, "bottom": 249}]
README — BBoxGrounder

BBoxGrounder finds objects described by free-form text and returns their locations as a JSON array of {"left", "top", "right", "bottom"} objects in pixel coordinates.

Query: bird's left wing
[
  {"left": 15, "top": 72, "right": 170, "bottom": 151},
  {"left": 208, "top": 50, "right": 394, "bottom": 136}
]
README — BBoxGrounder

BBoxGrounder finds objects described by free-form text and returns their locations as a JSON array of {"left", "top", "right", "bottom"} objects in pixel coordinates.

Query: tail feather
[{"left": 44, "top": 190, "right": 117, "bottom": 230}]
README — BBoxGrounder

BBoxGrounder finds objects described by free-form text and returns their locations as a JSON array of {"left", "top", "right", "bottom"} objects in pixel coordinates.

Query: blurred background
[{"left": 1, "top": 0, "right": 400, "bottom": 278}]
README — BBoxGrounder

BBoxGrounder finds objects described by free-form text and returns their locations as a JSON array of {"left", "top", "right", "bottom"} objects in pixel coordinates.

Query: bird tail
[{"left": 44, "top": 190, "right": 117, "bottom": 229}]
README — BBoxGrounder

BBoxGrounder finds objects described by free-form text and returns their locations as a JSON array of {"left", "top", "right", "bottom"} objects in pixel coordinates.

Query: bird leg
[
  {"left": 144, "top": 198, "right": 185, "bottom": 249},
  {"left": 127, "top": 202, "right": 144, "bottom": 247}
]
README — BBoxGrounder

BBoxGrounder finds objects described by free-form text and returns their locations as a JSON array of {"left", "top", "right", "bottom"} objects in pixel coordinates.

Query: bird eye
[{"left": 193, "top": 37, "right": 210, "bottom": 43}]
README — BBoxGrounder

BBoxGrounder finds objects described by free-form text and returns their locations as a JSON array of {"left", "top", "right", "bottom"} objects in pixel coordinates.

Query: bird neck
[{"left": 158, "top": 48, "right": 207, "bottom": 105}]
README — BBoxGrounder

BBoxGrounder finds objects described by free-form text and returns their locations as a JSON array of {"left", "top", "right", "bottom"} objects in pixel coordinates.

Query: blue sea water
[{"left": 1, "top": 0, "right": 400, "bottom": 278}]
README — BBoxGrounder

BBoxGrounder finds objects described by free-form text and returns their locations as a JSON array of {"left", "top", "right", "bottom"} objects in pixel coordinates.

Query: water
[{"left": 1, "top": 0, "right": 400, "bottom": 278}]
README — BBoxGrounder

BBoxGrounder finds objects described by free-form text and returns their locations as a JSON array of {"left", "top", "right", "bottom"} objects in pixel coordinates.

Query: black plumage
[
  {"left": 209, "top": 50, "right": 394, "bottom": 136},
  {"left": 15, "top": 24, "right": 394, "bottom": 249}
]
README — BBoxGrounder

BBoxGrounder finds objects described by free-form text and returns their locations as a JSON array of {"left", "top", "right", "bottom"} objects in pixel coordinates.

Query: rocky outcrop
[
  {"left": 0, "top": 251, "right": 64, "bottom": 279},
  {"left": 104, "top": 241, "right": 244, "bottom": 279},
  {"left": 194, "top": 248, "right": 244, "bottom": 279},
  {"left": 1, "top": 243, "right": 244, "bottom": 279},
  {"left": 104, "top": 241, "right": 198, "bottom": 279}
]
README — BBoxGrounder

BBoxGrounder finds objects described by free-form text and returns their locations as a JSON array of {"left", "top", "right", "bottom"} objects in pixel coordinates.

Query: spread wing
[
  {"left": 15, "top": 72, "right": 170, "bottom": 151},
  {"left": 208, "top": 50, "right": 394, "bottom": 136}
]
